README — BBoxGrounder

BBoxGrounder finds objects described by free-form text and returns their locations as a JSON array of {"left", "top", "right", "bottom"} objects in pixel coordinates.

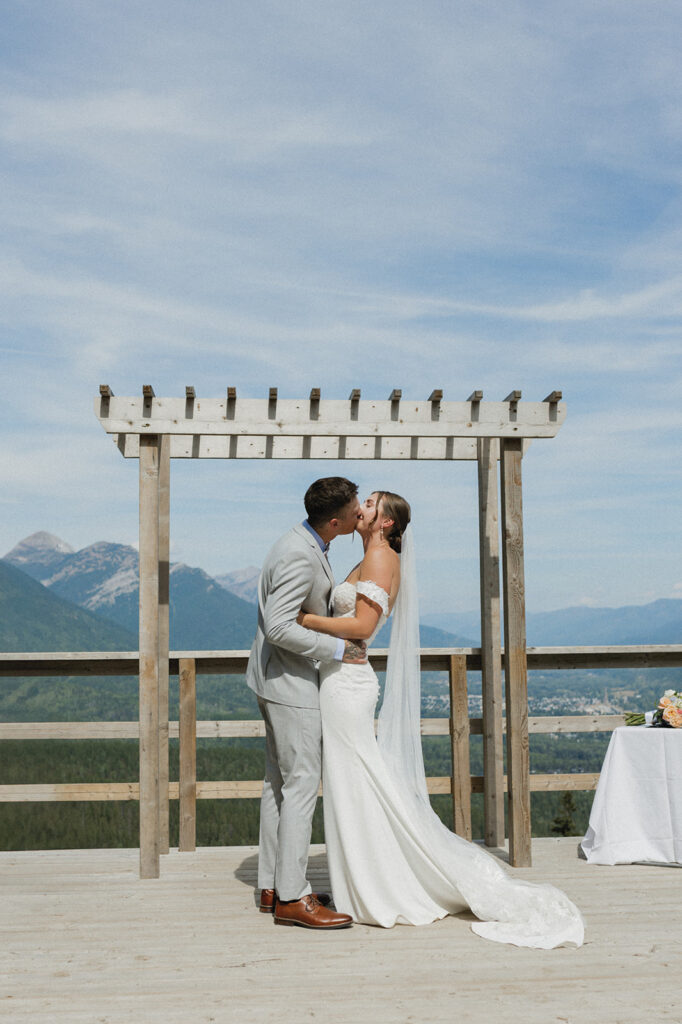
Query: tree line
[{"left": 0, "top": 732, "right": 610, "bottom": 850}]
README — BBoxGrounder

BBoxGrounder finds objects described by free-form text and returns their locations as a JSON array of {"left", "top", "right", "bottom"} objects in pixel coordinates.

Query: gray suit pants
[{"left": 257, "top": 697, "right": 322, "bottom": 901}]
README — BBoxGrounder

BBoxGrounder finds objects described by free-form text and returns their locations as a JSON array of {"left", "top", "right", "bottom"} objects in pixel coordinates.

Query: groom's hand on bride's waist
[{"left": 342, "top": 639, "right": 367, "bottom": 664}]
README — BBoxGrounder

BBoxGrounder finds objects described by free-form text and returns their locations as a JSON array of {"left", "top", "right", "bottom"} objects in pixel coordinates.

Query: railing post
[
  {"left": 449, "top": 654, "right": 472, "bottom": 840},
  {"left": 158, "top": 433, "right": 170, "bottom": 855},
  {"left": 139, "top": 434, "right": 160, "bottom": 879},
  {"left": 477, "top": 437, "right": 505, "bottom": 847},
  {"left": 500, "top": 438, "right": 531, "bottom": 867},
  {"left": 179, "top": 657, "right": 197, "bottom": 852}
]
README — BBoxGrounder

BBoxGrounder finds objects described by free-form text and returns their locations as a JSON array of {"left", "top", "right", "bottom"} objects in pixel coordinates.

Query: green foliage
[
  {"left": 0, "top": 560, "right": 136, "bottom": 652},
  {"left": 0, "top": 732, "right": 603, "bottom": 849},
  {"left": 551, "top": 792, "right": 579, "bottom": 836}
]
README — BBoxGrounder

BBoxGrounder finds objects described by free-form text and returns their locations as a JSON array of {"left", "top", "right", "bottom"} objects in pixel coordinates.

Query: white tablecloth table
[{"left": 580, "top": 726, "right": 682, "bottom": 866}]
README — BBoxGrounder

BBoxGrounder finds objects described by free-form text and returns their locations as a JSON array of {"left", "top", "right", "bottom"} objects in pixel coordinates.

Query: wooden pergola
[{"left": 95, "top": 386, "right": 566, "bottom": 877}]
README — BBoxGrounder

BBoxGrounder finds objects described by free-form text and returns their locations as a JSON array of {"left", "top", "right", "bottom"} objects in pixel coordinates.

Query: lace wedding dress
[{"left": 319, "top": 557, "right": 584, "bottom": 948}]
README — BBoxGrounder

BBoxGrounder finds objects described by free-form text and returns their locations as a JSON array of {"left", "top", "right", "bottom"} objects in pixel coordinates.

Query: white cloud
[{"left": 1, "top": 0, "right": 682, "bottom": 610}]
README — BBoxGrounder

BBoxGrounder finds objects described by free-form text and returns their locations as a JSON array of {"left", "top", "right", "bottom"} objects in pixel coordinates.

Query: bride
[{"left": 297, "top": 491, "right": 584, "bottom": 948}]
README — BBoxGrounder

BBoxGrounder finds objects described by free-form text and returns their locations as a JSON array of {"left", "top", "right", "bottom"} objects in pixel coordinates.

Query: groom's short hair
[{"left": 305, "top": 477, "right": 358, "bottom": 527}]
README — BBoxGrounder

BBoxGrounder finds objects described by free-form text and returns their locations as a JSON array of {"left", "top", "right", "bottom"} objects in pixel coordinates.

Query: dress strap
[{"left": 356, "top": 579, "right": 390, "bottom": 616}]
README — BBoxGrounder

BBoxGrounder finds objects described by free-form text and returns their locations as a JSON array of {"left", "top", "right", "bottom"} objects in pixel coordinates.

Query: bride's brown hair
[{"left": 371, "top": 491, "right": 411, "bottom": 553}]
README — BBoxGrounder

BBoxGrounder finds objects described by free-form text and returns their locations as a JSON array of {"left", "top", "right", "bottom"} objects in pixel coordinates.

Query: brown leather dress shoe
[
  {"left": 274, "top": 894, "right": 352, "bottom": 929},
  {"left": 259, "top": 889, "right": 331, "bottom": 914}
]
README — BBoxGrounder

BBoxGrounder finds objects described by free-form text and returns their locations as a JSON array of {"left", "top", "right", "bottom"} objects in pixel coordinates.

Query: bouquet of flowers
[{"left": 625, "top": 689, "right": 682, "bottom": 728}]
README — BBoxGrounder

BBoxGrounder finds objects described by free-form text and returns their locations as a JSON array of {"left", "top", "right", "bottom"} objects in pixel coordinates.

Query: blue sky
[{"left": 1, "top": 0, "right": 681, "bottom": 615}]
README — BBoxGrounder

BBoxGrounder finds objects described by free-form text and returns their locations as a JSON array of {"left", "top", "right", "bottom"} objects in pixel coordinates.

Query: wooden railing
[{"left": 2, "top": 645, "right": 681, "bottom": 853}]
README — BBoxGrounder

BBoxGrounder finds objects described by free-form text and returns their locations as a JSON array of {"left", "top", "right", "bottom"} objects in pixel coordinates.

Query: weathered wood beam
[
  {"left": 477, "top": 437, "right": 505, "bottom": 848},
  {"left": 0, "top": 773, "right": 602, "bottom": 804},
  {"left": 449, "top": 654, "right": 472, "bottom": 840},
  {"left": 96, "top": 397, "right": 565, "bottom": 439},
  {"left": 3, "top": 645, "right": 681, "bottom": 680},
  {"left": 139, "top": 435, "right": 160, "bottom": 879},
  {"left": 428, "top": 389, "right": 442, "bottom": 421},
  {"left": 158, "top": 434, "right": 170, "bottom": 856},
  {"left": 113, "top": 434, "right": 491, "bottom": 460},
  {"left": 500, "top": 437, "right": 531, "bottom": 867},
  {"left": 0, "top": 714, "right": 632, "bottom": 743},
  {"left": 3, "top": 646, "right": 681, "bottom": 679},
  {"left": 179, "top": 658, "right": 197, "bottom": 853}
]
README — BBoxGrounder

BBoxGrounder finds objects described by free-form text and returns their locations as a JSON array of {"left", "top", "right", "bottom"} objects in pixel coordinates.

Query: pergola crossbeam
[
  {"left": 95, "top": 395, "right": 565, "bottom": 448},
  {"left": 111, "top": 433, "right": 534, "bottom": 461}
]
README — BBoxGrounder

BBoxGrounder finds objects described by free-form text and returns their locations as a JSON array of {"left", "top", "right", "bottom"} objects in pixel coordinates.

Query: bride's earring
[{"left": 380, "top": 524, "right": 384, "bottom": 542}]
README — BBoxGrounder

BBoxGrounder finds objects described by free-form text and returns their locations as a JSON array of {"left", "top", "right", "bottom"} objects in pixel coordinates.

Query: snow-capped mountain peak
[{"left": 3, "top": 532, "right": 76, "bottom": 580}]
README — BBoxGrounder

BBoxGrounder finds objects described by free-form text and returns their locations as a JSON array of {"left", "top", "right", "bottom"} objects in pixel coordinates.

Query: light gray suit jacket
[{"left": 246, "top": 523, "right": 339, "bottom": 709}]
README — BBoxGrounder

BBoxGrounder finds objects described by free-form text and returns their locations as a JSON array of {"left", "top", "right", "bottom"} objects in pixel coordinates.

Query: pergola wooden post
[
  {"left": 500, "top": 436, "right": 531, "bottom": 866},
  {"left": 95, "top": 386, "right": 565, "bottom": 875},
  {"left": 477, "top": 434, "right": 505, "bottom": 849},
  {"left": 138, "top": 433, "right": 161, "bottom": 879},
  {"left": 158, "top": 432, "right": 171, "bottom": 856}
]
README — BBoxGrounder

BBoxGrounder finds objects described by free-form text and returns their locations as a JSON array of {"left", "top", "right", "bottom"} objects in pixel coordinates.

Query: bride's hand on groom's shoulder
[{"left": 342, "top": 639, "right": 367, "bottom": 664}]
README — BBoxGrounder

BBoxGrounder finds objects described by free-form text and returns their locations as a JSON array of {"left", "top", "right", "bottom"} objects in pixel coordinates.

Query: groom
[{"left": 246, "top": 477, "right": 365, "bottom": 929}]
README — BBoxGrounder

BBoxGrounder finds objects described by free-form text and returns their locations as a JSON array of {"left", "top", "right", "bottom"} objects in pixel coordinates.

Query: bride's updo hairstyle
[{"left": 374, "top": 491, "right": 411, "bottom": 553}]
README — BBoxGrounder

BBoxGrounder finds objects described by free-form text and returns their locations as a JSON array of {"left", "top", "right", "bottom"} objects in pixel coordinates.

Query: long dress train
[{"left": 319, "top": 577, "right": 584, "bottom": 948}]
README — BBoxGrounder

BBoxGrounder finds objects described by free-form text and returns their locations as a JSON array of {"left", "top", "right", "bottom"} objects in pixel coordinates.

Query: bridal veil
[{"left": 377, "top": 527, "right": 584, "bottom": 948}]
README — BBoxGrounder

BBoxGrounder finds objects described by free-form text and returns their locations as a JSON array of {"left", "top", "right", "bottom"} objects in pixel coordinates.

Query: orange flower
[
  {"left": 662, "top": 706, "right": 682, "bottom": 728},
  {"left": 659, "top": 696, "right": 673, "bottom": 708}
]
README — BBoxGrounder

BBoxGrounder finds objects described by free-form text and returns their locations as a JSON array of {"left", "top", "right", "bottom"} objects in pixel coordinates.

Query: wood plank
[
  {"left": 0, "top": 653, "right": 142, "bottom": 677},
  {"left": 116, "top": 434, "right": 538, "bottom": 460},
  {"left": 477, "top": 436, "right": 505, "bottom": 847},
  {"left": 525, "top": 647, "right": 682, "bottom": 668},
  {"left": 194, "top": 720, "right": 265, "bottom": 737},
  {"left": 0, "top": 722, "right": 141, "bottom": 739},
  {"left": 0, "top": 714, "right": 627, "bottom": 742},
  {"left": 470, "top": 773, "right": 601, "bottom": 793},
  {"left": 3, "top": 646, "right": 680, "bottom": 678},
  {"left": 95, "top": 397, "right": 566, "bottom": 439},
  {"left": 526, "top": 715, "right": 625, "bottom": 734},
  {"left": 500, "top": 438, "right": 531, "bottom": 867},
  {"left": 179, "top": 658, "right": 197, "bottom": 852},
  {"left": 4, "top": 840, "right": 679, "bottom": 1024},
  {"left": 158, "top": 433, "right": 170, "bottom": 855},
  {"left": 117, "top": 433, "right": 484, "bottom": 461},
  {"left": 449, "top": 655, "right": 472, "bottom": 839},
  {"left": 139, "top": 435, "right": 160, "bottom": 879},
  {"left": 0, "top": 783, "right": 141, "bottom": 802},
  {"left": 0, "top": 772, "right": 601, "bottom": 804}
]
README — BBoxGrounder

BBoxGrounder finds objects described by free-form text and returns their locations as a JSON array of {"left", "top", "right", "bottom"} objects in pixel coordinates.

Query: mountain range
[
  {"left": 3, "top": 531, "right": 680, "bottom": 654},
  {"left": 1, "top": 532, "right": 467, "bottom": 652},
  {"left": 0, "top": 558, "right": 137, "bottom": 653},
  {"left": 423, "top": 599, "right": 682, "bottom": 646}
]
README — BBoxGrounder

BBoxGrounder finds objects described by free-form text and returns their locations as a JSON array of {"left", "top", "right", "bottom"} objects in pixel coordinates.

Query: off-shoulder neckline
[{"left": 338, "top": 577, "right": 392, "bottom": 614}]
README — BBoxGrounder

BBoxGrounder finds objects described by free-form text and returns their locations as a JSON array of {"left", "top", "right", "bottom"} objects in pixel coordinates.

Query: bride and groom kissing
[{"left": 246, "top": 477, "right": 584, "bottom": 947}]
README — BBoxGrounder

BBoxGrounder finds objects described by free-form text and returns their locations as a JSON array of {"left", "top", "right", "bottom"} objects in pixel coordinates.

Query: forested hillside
[
  {"left": 0, "top": 560, "right": 136, "bottom": 652},
  {"left": 0, "top": 733, "right": 606, "bottom": 851}
]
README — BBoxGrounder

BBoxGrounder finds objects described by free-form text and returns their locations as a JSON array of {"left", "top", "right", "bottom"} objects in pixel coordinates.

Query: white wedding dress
[{"left": 319, "top": 574, "right": 584, "bottom": 948}]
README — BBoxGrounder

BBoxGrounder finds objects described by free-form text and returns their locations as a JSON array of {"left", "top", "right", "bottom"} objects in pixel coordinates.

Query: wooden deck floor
[{"left": 1, "top": 839, "right": 680, "bottom": 1024}]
